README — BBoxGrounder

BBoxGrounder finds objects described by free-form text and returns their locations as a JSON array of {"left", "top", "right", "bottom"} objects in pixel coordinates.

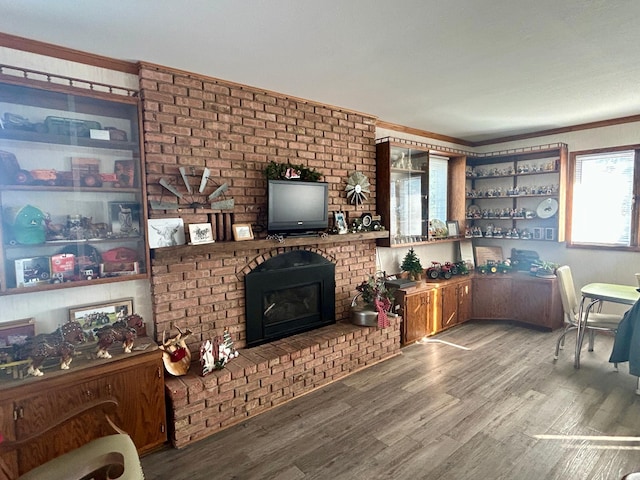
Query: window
[
  {"left": 428, "top": 155, "right": 448, "bottom": 222},
  {"left": 568, "top": 146, "right": 639, "bottom": 248}
]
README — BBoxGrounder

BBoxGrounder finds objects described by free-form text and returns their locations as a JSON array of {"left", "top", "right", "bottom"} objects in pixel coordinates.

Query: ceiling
[{"left": 1, "top": 0, "right": 640, "bottom": 143}]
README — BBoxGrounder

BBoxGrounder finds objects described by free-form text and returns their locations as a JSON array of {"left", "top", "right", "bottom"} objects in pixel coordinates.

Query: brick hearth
[{"left": 165, "top": 316, "right": 400, "bottom": 448}]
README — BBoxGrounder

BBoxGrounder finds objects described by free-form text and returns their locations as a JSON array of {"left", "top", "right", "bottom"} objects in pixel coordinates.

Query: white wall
[
  {"left": 375, "top": 123, "right": 640, "bottom": 313},
  {"left": 0, "top": 48, "right": 152, "bottom": 334}
]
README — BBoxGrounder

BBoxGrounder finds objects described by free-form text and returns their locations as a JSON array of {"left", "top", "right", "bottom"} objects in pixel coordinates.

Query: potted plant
[
  {"left": 531, "top": 260, "right": 559, "bottom": 278},
  {"left": 351, "top": 273, "right": 395, "bottom": 327},
  {"left": 401, "top": 248, "right": 424, "bottom": 281}
]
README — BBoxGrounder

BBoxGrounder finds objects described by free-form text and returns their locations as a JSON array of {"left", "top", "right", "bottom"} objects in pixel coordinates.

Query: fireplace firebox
[{"left": 245, "top": 250, "right": 335, "bottom": 347}]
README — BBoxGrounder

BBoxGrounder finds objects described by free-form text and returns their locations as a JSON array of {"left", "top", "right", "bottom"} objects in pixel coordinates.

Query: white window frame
[{"left": 567, "top": 145, "right": 640, "bottom": 249}]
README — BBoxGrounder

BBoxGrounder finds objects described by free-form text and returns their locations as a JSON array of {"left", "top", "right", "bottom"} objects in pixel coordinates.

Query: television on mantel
[{"left": 267, "top": 180, "right": 329, "bottom": 235}]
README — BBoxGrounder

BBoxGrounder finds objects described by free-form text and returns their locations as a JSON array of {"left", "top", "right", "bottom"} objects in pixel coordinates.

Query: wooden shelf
[{"left": 152, "top": 230, "right": 390, "bottom": 260}]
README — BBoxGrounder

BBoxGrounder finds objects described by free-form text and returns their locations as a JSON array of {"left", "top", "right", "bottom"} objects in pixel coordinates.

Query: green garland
[{"left": 264, "top": 161, "right": 322, "bottom": 182}]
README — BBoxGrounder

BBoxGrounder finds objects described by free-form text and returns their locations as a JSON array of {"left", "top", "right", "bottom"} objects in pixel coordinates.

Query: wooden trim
[
  {"left": 376, "top": 119, "right": 473, "bottom": 147},
  {"left": 473, "top": 115, "right": 640, "bottom": 147},
  {"left": 0, "top": 71, "right": 138, "bottom": 101},
  {"left": 378, "top": 116, "right": 640, "bottom": 149},
  {"left": 0, "top": 32, "right": 138, "bottom": 75}
]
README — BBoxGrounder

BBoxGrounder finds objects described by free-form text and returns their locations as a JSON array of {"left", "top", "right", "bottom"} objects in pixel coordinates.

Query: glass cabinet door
[
  {"left": 389, "top": 146, "right": 429, "bottom": 244},
  {"left": 0, "top": 80, "right": 148, "bottom": 294}
]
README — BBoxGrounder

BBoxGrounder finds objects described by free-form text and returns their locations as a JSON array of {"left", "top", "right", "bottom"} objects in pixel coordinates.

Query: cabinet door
[
  {"left": 14, "top": 379, "right": 106, "bottom": 474},
  {"left": 472, "top": 276, "right": 512, "bottom": 319},
  {"left": 441, "top": 284, "right": 459, "bottom": 330},
  {"left": 0, "top": 401, "right": 17, "bottom": 478},
  {"left": 104, "top": 356, "right": 166, "bottom": 454},
  {"left": 511, "top": 277, "right": 563, "bottom": 329},
  {"left": 402, "top": 291, "right": 431, "bottom": 344},
  {"left": 457, "top": 279, "right": 472, "bottom": 323},
  {"left": 0, "top": 80, "right": 148, "bottom": 295}
]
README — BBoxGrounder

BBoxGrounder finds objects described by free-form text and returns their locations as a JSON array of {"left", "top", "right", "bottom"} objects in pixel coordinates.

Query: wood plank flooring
[{"left": 142, "top": 321, "right": 640, "bottom": 480}]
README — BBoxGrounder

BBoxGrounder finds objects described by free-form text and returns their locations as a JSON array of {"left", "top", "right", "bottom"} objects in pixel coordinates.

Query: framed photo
[
  {"left": 114, "top": 160, "right": 136, "bottom": 187},
  {"left": 446, "top": 220, "right": 459, "bottom": 237},
  {"left": 334, "top": 211, "right": 348, "bottom": 234},
  {"left": 533, "top": 227, "right": 544, "bottom": 240},
  {"left": 474, "top": 245, "right": 504, "bottom": 268},
  {"left": 458, "top": 239, "right": 475, "bottom": 270},
  {"left": 188, "top": 223, "right": 215, "bottom": 245},
  {"left": 232, "top": 223, "right": 254, "bottom": 241},
  {"left": 69, "top": 298, "right": 133, "bottom": 336},
  {"left": 71, "top": 157, "right": 100, "bottom": 186},
  {"left": 0, "top": 318, "right": 35, "bottom": 348},
  {"left": 148, "top": 218, "right": 186, "bottom": 248},
  {"left": 545, "top": 227, "right": 556, "bottom": 241},
  {"left": 108, "top": 201, "right": 141, "bottom": 237}
]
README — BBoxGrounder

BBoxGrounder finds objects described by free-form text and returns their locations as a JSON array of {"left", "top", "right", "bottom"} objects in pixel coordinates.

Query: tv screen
[{"left": 267, "top": 180, "right": 329, "bottom": 234}]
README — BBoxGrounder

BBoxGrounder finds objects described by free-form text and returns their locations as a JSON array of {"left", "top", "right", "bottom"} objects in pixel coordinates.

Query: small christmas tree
[{"left": 401, "top": 248, "right": 423, "bottom": 280}]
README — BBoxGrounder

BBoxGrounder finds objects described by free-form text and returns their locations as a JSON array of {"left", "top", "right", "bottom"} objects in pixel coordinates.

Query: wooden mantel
[{"left": 151, "top": 231, "right": 390, "bottom": 260}]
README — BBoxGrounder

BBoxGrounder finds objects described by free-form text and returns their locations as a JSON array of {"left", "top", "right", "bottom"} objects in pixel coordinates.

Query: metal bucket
[{"left": 351, "top": 305, "right": 379, "bottom": 327}]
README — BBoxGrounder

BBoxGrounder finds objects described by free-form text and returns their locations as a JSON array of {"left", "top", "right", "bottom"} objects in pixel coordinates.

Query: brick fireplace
[{"left": 139, "top": 63, "right": 401, "bottom": 447}]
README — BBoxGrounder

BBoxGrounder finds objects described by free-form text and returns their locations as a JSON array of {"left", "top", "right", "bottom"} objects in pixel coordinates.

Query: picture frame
[
  {"left": 114, "top": 159, "right": 136, "bottom": 187},
  {"left": 69, "top": 298, "right": 134, "bottom": 337},
  {"left": 147, "top": 218, "right": 186, "bottom": 248},
  {"left": 533, "top": 227, "right": 544, "bottom": 240},
  {"left": 188, "top": 223, "right": 215, "bottom": 245},
  {"left": 474, "top": 245, "right": 504, "bottom": 268},
  {"left": 458, "top": 240, "right": 475, "bottom": 270},
  {"left": 334, "top": 211, "right": 348, "bottom": 234},
  {"left": 71, "top": 157, "right": 100, "bottom": 186},
  {"left": 0, "top": 317, "right": 35, "bottom": 348},
  {"left": 108, "top": 201, "right": 141, "bottom": 237},
  {"left": 446, "top": 220, "right": 459, "bottom": 237},
  {"left": 232, "top": 223, "right": 254, "bottom": 241},
  {"left": 545, "top": 227, "right": 556, "bottom": 241}
]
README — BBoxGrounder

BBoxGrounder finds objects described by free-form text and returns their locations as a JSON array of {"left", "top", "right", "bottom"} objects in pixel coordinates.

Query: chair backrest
[{"left": 556, "top": 265, "right": 579, "bottom": 324}]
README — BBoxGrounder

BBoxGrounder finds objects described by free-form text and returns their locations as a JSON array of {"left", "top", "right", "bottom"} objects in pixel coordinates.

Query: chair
[
  {"left": 554, "top": 265, "right": 623, "bottom": 367},
  {"left": 0, "top": 398, "right": 144, "bottom": 480}
]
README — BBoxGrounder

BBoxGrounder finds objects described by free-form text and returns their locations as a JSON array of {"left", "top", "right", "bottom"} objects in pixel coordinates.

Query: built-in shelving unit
[{"left": 0, "top": 71, "right": 149, "bottom": 295}]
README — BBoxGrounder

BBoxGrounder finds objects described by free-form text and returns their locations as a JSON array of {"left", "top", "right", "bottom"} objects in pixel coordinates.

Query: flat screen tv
[{"left": 267, "top": 180, "right": 329, "bottom": 235}]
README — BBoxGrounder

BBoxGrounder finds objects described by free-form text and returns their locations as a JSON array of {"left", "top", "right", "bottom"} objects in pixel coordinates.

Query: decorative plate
[{"left": 536, "top": 198, "right": 559, "bottom": 219}]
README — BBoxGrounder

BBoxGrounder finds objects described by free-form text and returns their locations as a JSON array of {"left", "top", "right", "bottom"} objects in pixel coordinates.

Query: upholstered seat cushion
[{"left": 19, "top": 434, "right": 144, "bottom": 480}]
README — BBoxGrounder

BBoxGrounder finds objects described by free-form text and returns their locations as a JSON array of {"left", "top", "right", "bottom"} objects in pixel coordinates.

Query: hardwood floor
[{"left": 142, "top": 321, "right": 640, "bottom": 480}]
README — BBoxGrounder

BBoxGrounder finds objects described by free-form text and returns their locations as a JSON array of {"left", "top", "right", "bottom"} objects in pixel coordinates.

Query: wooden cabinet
[
  {"left": 396, "top": 273, "right": 562, "bottom": 346},
  {"left": 472, "top": 273, "right": 563, "bottom": 330},
  {"left": 472, "top": 275, "right": 512, "bottom": 319},
  {"left": 0, "top": 344, "right": 166, "bottom": 477},
  {"left": 511, "top": 275, "right": 563, "bottom": 330},
  {"left": 376, "top": 138, "right": 467, "bottom": 247},
  {"left": 0, "top": 74, "right": 149, "bottom": 295},
  {"left": 395, "top": 276, "right": 472, "bottom": 344},
  {"left": 465, "top": 143, "right": 567, "bottom": 242},
  {"left": 395, "top": 287, "right": 434, "bottom": 344}
]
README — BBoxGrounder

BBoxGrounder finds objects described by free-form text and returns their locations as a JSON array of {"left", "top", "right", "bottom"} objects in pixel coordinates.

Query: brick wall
[{"left": 138, "top": 63, "right": 401, "bottom": 446}]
